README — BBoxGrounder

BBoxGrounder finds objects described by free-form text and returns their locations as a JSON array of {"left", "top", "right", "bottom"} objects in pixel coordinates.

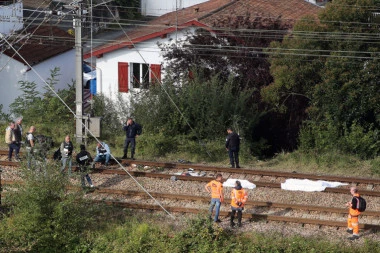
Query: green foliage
[
  {"left": 132, "top": 69, "right": 258, "bottom": 143},
  {"left": 91, "top": 94, "right": 124, "bottom": 142},
  {"left": 90, "top": 218, "right": 169, "bottom": 253},
  {"left": 266, "top": 0, "right": 380, "bottom": 158},
  {"left": 8, "top": 68, "right": 76, "bottom": 143},
  {"left": 170, "top": 216, "right": 235, "bottom": 253},
  {"left": 0, "top": 163, "right": 95, "bottom": 252}
]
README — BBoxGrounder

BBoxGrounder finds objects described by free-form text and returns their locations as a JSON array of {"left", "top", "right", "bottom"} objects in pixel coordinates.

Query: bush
[{"left": 0, "top": 162, "right": 95, "bottom": 252}]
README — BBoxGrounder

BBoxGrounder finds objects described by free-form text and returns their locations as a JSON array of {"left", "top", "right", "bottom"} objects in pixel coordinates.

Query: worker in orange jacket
[
  {"left": 346, "top": 186, "right": 361, "bottom": 240},
  {"left": 230, "top": 180, "right": 248, "bottom": 227},
  {"left": 205, "top": 174, "right": 224, "bottom": 222}
]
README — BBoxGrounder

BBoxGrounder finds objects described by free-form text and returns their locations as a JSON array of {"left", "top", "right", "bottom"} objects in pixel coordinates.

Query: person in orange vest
[
  {"left": 205, "top": 174, "right": 224, "bottom": 222},
  {"left": 346, "top": 186, "right": 361, "bottom": 240},
  {"left": 230, "top": 180, "right": 248, "bottom": 227}
]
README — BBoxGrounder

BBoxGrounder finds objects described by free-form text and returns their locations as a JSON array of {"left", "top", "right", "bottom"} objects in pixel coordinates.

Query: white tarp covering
[
  {"left": 223, "top": 179, "right": 256, "bottom": 189},
  {"left": 281, "top": 178, "right": 348, "bottom": 192}
]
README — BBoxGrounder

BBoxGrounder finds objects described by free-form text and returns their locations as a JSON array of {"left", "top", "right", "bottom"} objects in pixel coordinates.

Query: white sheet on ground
[
  {"left": 281, "top": 178, "right": 348, "bottom": 192},
  {"left": 223, "top": 179, "right": 256, "bottom": 189}
]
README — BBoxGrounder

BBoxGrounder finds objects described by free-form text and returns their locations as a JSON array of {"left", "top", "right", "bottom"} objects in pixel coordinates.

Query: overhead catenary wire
[{"left": 0, "top": 30, "right": 176, "bottom": 219}]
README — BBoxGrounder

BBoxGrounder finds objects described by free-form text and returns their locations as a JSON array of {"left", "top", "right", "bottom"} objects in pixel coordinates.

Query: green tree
[{"left": 265, "top": 0, "right": 380, "bottom": 158}]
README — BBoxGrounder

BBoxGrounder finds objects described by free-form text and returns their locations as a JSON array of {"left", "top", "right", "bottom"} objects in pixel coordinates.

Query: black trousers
[
  {"left": 123, "top": 138, "right": 136, "bottom": 157},
  {"left": 228, "top": 147, "right": 239, "bottom": 167}
]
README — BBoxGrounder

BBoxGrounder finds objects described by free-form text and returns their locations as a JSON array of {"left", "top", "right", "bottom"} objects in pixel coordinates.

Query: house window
[
  {"left": 132, "top": 63, "right": 150, "bottom": 89},
  {"left": 118, "top": 62, "right": 129, "bottom": 93}
]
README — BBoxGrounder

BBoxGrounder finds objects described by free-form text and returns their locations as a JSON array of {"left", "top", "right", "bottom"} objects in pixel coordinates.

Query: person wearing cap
[
  {"left": 76, "top": 144, "right": 94, "bottom": 188},
  {"left": 230, "top": 180, "right": 248, "bottom": 227}
]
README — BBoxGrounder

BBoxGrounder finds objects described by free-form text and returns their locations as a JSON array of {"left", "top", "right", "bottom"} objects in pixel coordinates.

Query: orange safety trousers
[{"left": 347, "top": 208, "right": 360, "bottom": 235}]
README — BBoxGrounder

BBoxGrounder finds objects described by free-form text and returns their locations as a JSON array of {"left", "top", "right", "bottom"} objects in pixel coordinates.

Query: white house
[
  {"left": 140, "top": 0, "right": 208, "bottom": 16},
  {"left": 0, "top": 0, "right": 23, "bottom": 35},
  {"left": 84, "top": 0, "right": 321, "bottom": 105},
  {"left": 0, "top": 25, "right": 75, "bottom": 114}
]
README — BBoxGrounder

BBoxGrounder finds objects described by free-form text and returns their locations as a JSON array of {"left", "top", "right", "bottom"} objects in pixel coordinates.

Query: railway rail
[
  {"left": 1, "top": 158, "right": 380, "bottom": 197},
  {"left": 1, "top": 150, "right": 380, "bottom": 233},
  {"left": 2, "top": 180, "right": 380, "bottom": 231}
]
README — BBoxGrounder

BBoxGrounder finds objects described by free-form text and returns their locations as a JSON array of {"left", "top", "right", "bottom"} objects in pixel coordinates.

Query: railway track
[
  {"left": 1, "top": 159, "right": 380, "bottom": 197},
  {"left": 1, "top": 150, "right": 380, "bottom": 233},
  {"left": 2, "top": 180, "right": 380, "bottom": 231}
]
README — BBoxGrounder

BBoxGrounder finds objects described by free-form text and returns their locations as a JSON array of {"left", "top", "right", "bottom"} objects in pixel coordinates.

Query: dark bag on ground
[
  {"left": 53, "top": 147, "right": 62, "bottom": 160},
  {"left": 354, "top": 196, "right": 366, "bottom": 212}
]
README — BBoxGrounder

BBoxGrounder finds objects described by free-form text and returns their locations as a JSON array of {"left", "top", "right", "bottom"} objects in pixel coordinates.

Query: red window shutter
[
  {"left": 118, "top": 62, "right": 129, "bottom": 92},
  {"left": 150, "top": 64, "right": 161, "bottom": 84}
]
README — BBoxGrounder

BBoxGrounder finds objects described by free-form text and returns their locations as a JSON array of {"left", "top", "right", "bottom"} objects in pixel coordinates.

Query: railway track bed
[{"left": 1, "top": 151, "right": 380, "bottom": 243}]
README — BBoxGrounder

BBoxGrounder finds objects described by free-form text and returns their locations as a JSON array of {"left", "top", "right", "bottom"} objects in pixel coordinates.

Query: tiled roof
[
  {"left": 3, "top": 25, "right": 74, "bottom": 65},
  {"left": 85, "top": 0, "right": 321, "bottom": 58},
  {"left": 200, "top": 0, "right": 320, "bottom": 27}
]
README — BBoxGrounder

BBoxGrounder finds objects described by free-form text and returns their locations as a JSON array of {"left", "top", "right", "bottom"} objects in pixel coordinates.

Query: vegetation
[{"left": 265, "top": 0, "right": 380, "bottom": 159}]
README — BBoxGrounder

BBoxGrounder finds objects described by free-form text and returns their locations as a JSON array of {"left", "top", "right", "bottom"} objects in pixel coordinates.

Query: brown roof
[
  {"left": 22, "top": 0, "right": 51, "bottom": 9},
  {"left": 200, "top": 0, "right": 320, "bottom": 27},
  {"left": 85, "top": 0, "right": 321, "bottom": 58},
  {"left": 3, "top": 25, "right": 74, "bottom": 66}
]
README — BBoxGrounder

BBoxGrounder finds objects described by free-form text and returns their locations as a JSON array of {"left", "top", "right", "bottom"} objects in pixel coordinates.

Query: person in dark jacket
[
  {"left": 76, "top": 144, "right": 94, "bottom": 188},
  {"left": 13, "top": 117, "right": 23, "bottom": 161},
  {"left": 226, "top": 128, "right": 240, "bottom": 168},
  {"left": 122, "top": 117, "right": 142, "bottom": 159}
]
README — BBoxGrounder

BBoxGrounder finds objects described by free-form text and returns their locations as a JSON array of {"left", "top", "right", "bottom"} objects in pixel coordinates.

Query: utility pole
[{"left": 72, "top": 1, "right": 84, "bottom": 144}]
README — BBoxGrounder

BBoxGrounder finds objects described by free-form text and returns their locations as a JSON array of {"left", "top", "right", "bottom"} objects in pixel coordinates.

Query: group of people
[
  {"left": 205, "top": 174, "right": 365, "bottom": 240},
  {"left": 205, "top": 174, "right": 248, "bottom": 228},
  {"left": 4, "top": 117, "right": 142, "bottom": 188}
]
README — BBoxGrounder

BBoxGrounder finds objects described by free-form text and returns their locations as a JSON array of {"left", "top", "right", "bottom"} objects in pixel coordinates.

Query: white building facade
[
  {"left": 0, "top": 0, "right": 23, "bottom": 35},
  {"left": 140, "top": 0, "right": 208, "bottom": 16},
  {"left": 0, "top": 49, "right": 75, "bottom": 113}
]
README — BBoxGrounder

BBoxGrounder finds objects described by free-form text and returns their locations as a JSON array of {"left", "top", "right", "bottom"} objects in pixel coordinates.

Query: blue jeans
[
  {"left": 94, "top": 154, "right": 110, "bottom": 165},
  {"left": 8, "top": 143, "right": 20, "bottom": 160},
  {"left": 209, "top": 198, "right": 221, "bottom": 221},
  {"left": 61, "top": 156, "right": 72, "bottom": 176}
]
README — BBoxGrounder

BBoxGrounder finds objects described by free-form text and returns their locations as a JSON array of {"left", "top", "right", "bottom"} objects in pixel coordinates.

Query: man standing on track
[
  {"left": 5, "top": 122, "right": 18, "bottom": 161},
  {"left": 60, "top": 135, "right": 74, "bottom": 176},
  {"left": 25, "top": 126, "right": 36, "bottom": 168},
  {"left": 205, "top": 174, "right": 224, "bottom": 223},
  {"left": 13, "top": 117, "right": 23, "bottom": 161},
  {"left": 226, "top": 127, "right": 240, "bottom": 168},
  {"left": 122, "top": 117, "right": 142, "bottom": 160},
  {"left": 346, "top": 186, "right": 362, "bottom": 240}
]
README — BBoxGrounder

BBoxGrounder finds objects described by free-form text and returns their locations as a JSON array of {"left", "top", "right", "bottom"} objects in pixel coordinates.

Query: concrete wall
[
  {"left": 0, "top": 1, "right": 23, "bottom": 34},
  {"left": 0, "top": 49, "right": 76, "bottom": 114},
  {"left": 140, "top": 0, "right": 208, "bottom": 16}
]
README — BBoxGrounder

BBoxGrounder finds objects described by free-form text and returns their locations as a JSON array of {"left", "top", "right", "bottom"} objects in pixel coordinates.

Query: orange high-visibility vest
[{"left": 231, "top": 188, "right": 248, "bottom": 208}]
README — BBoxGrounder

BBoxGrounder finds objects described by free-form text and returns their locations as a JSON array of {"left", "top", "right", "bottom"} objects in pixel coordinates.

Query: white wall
[
  {"left": 141, "top": 0, "right": 208, "bottom": 16},
  {"left": 0, "top": 1, "right": 23, "bottom": 35},
  {"left": 95, "top": 28, "right": 195, "bottom": 104},
  {"left": 0, "top": 50, "right": 76, "bottom": 114}
]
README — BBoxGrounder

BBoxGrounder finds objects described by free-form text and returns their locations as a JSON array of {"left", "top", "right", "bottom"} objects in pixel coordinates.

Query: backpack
[
  {"left": 354, "top": 196, "right": 366, "bottom": 212},
  {"left": 53, "top": 147, "right": 62, "bottom": 161}
]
